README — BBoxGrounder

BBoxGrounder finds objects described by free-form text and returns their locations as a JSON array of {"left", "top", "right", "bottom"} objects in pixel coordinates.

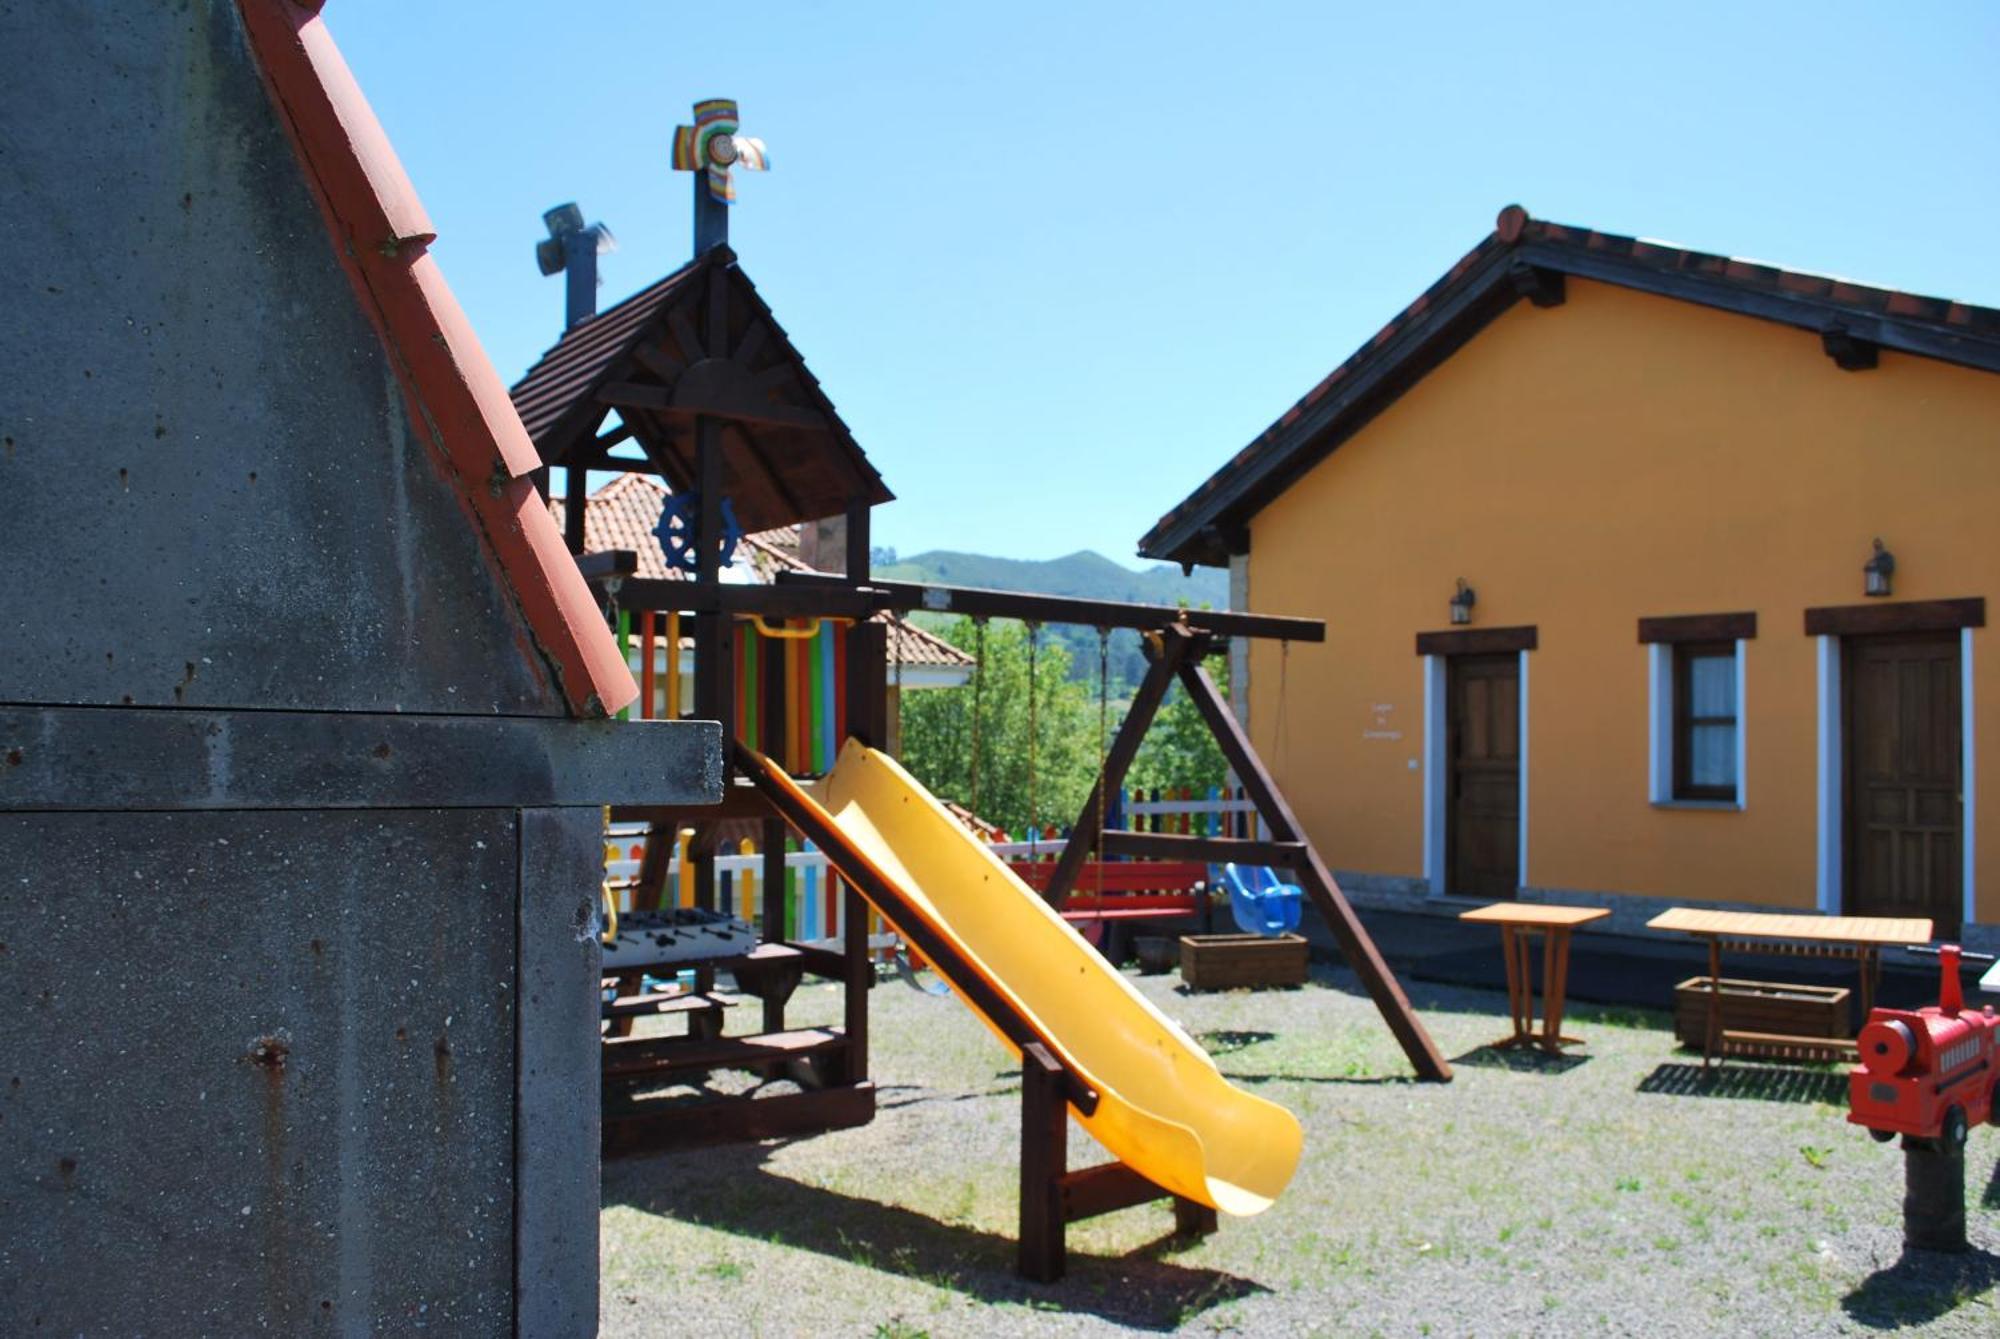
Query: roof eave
[{"left": 1139, "top": 243, "right": 1522, "bottom": 566}]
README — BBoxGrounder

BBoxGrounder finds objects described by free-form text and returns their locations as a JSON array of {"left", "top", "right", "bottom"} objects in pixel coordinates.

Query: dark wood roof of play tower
[{"left": 510, "top": 245, "right": 892, "bottom": 533}]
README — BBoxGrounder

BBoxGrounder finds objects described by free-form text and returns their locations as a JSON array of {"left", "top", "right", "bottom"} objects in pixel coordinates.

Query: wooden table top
[
  {"left": 1645, "top": 907, "right": 1932, "bottom": 945},
  {"left": 1459, "top": 903, "right": 1611, "bottom": 929}
]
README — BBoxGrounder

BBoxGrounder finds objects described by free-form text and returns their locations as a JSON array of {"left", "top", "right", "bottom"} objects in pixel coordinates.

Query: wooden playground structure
[{"left": 507, "top": 109, "right": 1450, "bottom": 1275}]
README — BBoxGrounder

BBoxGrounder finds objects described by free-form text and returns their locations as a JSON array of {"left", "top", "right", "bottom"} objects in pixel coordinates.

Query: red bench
[{"left": 1005, "top": 860, "right": 1210, "bottom": 946}]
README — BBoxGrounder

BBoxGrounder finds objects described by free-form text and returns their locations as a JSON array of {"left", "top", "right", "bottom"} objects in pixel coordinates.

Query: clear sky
[{"left": 329, "top": 1, "right": 2000, "bottom": 566}]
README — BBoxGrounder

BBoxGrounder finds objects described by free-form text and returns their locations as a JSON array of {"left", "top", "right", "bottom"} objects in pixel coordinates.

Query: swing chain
[
  {"left": 968, "top": 618, "right": 987, "bottom": 819},
  {"left": 1095, "top": 626, "right": 1111, "bottom": 897},
  {"left": 891, "top": 613, "right": 904, "bottom": 753},
  {"left": 1025, "top": 622, "right": 1040, "bottom": 853}
]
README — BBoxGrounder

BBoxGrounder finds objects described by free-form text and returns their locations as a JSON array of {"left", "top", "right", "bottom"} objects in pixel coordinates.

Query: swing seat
[{"left": 1219, "top": 864, "right": 1303, "bottom": 938}]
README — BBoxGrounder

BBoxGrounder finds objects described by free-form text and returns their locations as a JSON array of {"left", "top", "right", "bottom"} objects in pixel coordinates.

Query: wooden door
[
  {"left": 1845, "top": 632, "right": 1961, "bottom": 934},
  {"left": 1448, "top": 653, "right": 1521, "bottom": 900}
]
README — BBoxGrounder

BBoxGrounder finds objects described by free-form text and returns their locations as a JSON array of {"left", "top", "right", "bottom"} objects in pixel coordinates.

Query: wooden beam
[
  {"left": 1098, "top": 830, "right": 1306, "bottom": 867},
  {"left": 1508, "top": 263, "right": 1566, "bottom": 308},
  {"left": 1058, "top": 1161, "right": 1170, "bottom": 1223},
  {"left": 631, "top": 340, "right": 684, "bottom": 382},
  {"left": 1414, "top": 625, "right": 1538, "bottom": 657},
  {"left": 602, "top": 1081, "right": 874, "bottom": 1157},
  {"left": 1821, "top": 324, "right": 1879, "bottom": 371},
  {"left": 563, "top": 462, "right": 587, "bottom": 553},
  {"left": 573, "top": 549, "right": 638, "bottom": 584},
  {"left": 618, "top": 579, "right": 883, "bottom": 620},
  {"left": 1805, "top": 598, "right": 1984, "bottom": 637},
  {"left": 1174, "top": 648, "right": 1453, "bottom": 1082},
  {"left": 774, "top": 572, "right": 1324, "bottom": 642},
  {"left": 1638, "top": 612, "right": 1757, "bottom": 643},
  {"left": 1038, "top": 631, "right": 1197, "bottom": 907}
]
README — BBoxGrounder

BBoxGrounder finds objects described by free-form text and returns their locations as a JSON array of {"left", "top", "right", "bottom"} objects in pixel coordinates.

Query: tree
[
  {"left": 899, "top": 622, "right": 1235, "bottom": 831},
  {"left": 1126, "top": 674, "right": 1230, "bottom": 795},
  {"left": 897, "top": 618, "right": 1100, "bottom": 837}
]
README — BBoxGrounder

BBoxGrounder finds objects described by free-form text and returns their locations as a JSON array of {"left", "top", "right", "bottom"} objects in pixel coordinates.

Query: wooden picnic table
[
  {"left": 1458, "top": 904, "right": 1611, "bottom": 1055},
  {"left": 1644, "top": 908, "right": 1933, "bottom": 1066}
]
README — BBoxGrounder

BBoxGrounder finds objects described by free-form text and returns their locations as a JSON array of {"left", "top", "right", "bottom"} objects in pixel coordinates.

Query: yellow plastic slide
[{"left": 784, "top": 739, "right": 1303, "bottom": 1216}]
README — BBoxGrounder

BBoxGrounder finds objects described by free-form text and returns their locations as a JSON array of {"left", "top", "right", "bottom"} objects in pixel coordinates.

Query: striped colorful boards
[
  {"left": 625, "top": 612, "right": 847, "bottom": 778},
  {"left": 732, "top": 618, "right": 845, "bottom": 777}
]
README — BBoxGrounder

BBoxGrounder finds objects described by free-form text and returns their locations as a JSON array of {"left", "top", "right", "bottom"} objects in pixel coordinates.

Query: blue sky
[{"left": 330, "top": 2, "right": 2000, "bottom": 566}]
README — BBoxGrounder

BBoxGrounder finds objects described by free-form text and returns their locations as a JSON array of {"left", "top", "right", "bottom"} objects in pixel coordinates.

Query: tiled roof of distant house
[{"left": 552, "top": 474, "right": 971, "bottom": 670}]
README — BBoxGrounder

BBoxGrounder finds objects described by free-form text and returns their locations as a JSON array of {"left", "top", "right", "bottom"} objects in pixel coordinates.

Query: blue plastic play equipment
[{"left": 1219, "top": 864, "right": 1304, "bottom": 937}]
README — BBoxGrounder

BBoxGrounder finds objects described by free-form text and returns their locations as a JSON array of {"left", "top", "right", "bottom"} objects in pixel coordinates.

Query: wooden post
[
  {"left": 632, "top": 820, "right": 674, "bottom": 913},
  {"left": 1174, "top": 1195, "right": 1218, "bottom": 1238},
  {"left": 691, "top": 412, "right": 730, "bottom": 920},
  {"left": 844, "top": 878, "right": 870, "bottom": 1084},
  {"left": 1174, "top": 644, "right": 1453, "bottom": 1083},
  {"left": 1039, "top": 630, "right": 1196, "bottom": 908},
  {"left": 1019, "top": 1042, "right": 1069, "bottom": 1283},
  {"left": 563, "top": 461, "right": 587, "bottom": 553},
  {"left": 833, "top": 503, "right": 883, "bottom": 1091},
  {"left": 691, "top": 825, "right": 717, "bottom": 914},
  {"left": 638, "top": 611, "right": 656, "bottom": 719},
  {"left": 762, "top": 816, "right": 788, "bottom": 1033},
  {"left": 1902, "top": 1135, "right": 1968, "bottom": 1253}
]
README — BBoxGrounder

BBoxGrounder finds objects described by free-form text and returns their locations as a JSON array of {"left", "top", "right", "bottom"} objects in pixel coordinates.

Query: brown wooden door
[
  {"left": 1845, "top": 632, "right": 1961, "bottom": 934},
  {"left": 1448, "top": 653, "right": 1521, "bottom": 900}
]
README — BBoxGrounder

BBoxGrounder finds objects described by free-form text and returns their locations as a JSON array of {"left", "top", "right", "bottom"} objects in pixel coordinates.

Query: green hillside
[{"left": 874, "top": 549, "right": 1227, "bottom": 690}]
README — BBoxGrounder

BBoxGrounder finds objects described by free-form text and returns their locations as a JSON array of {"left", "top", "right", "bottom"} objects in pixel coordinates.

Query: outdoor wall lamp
[
  {"left": 1449, "top": 578, "right": 1477, "bottom": 625},
  {"left": 1863, "top": 538, "right": 1895, "bottom": 598}
]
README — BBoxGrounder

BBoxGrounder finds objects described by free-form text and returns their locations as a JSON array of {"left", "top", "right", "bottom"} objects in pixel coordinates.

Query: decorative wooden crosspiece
[{"left": 673, "top": 98, "right": 768, "bottom": 255}]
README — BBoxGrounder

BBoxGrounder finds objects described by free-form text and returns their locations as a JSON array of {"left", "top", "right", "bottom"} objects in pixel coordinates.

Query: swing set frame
[{"left": 524, "top": 244, "right": 1449, "bottom": 1176}]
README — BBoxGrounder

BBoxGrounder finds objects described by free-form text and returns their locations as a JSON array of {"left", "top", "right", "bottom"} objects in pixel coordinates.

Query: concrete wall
[
  {"left": 1245, "top": 278, "right": 2000, "bottom": 927},
  {"left": 0, "top": 4, "right": 718, "bottom": 1332},
  {"left": 0, "top": 0, "right": 564, "bottom": 717}
]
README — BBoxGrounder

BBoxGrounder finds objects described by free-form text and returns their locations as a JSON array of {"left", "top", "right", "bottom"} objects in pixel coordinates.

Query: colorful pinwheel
[{"left": 672, "top": 99, "right": 768, "bottom": 205}]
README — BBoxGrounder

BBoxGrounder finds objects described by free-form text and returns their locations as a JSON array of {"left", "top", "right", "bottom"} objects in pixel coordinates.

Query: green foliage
[
  {"left": 898, "top": 621, "right": 1235, "bottom": 830},
  {"left": 897, "top": 618, "right": 1101, "bottom": 836},
  {"left": 877, "top": 548, "right": 1227, "bottom": 690},
  {"left": 1127, "top": 664, "right": 1231, "bottom": 794}
]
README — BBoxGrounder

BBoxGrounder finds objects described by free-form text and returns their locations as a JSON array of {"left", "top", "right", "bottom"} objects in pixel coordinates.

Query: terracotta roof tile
[{"left": 553, "top": 474, "right": 971, "bottom": 670}]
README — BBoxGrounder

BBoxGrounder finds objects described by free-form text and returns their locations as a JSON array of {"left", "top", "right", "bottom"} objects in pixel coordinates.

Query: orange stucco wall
[{"left": 1245, "top": 278, "right": 2000, "bottom": 924}]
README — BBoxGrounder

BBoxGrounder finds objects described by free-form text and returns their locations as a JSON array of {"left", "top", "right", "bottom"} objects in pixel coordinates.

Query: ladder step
[
  {"left": 601, "top": 1026, "right": 846, "bottom": 1080},
  {"left": 601, "top": 990, "right": 737, "bottom": 1021}
]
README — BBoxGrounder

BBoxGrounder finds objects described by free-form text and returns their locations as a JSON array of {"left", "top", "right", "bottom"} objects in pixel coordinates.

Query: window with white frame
[
  {"left": 1673, "top": 642, "right": 1739, "bottom": 801},
  {"left": 1642, "top": 615, "right": 1753, "bottom": 808}
]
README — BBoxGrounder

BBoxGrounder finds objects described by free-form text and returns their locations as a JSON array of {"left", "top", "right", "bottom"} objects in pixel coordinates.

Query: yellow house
[{"left": 1141, "top": 206, "right": 2000, "bottom": 947}]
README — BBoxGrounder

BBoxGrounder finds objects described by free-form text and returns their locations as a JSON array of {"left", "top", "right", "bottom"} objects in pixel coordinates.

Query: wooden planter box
[
  {"left": 1671, "top": 976, "right": 1851, "bottom": 1051},
  {"left": 1179, "top": 934, "right": 1309, "bottom": 991}
]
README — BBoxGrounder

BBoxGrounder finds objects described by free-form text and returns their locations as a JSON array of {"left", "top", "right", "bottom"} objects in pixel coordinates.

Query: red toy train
[{"left": 1848, "top": 945, "right": 2000, "bottom": 1145}]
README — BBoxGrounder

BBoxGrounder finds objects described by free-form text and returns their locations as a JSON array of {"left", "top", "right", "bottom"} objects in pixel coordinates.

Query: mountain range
[{"left": 874, "top": 549, "right": 1227, "bottom": 689}]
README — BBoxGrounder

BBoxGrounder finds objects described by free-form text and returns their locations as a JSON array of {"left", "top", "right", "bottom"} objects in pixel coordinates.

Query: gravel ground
[{"left": 600, "top": 964, "right": 2000, "bottom": 1338}]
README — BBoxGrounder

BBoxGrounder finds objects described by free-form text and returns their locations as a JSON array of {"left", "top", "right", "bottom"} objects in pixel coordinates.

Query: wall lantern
[
  {"left": 1449, "top": 578, "right": 1477, "bottom": 625},
  {"left": 1863, "top": 538, "right": 1895, "bottom": 598}
]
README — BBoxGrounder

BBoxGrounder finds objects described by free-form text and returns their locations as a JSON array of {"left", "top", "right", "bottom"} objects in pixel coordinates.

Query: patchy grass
[{"left": 601, "top": 966, "right": 2000, "bottom": 1336}]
